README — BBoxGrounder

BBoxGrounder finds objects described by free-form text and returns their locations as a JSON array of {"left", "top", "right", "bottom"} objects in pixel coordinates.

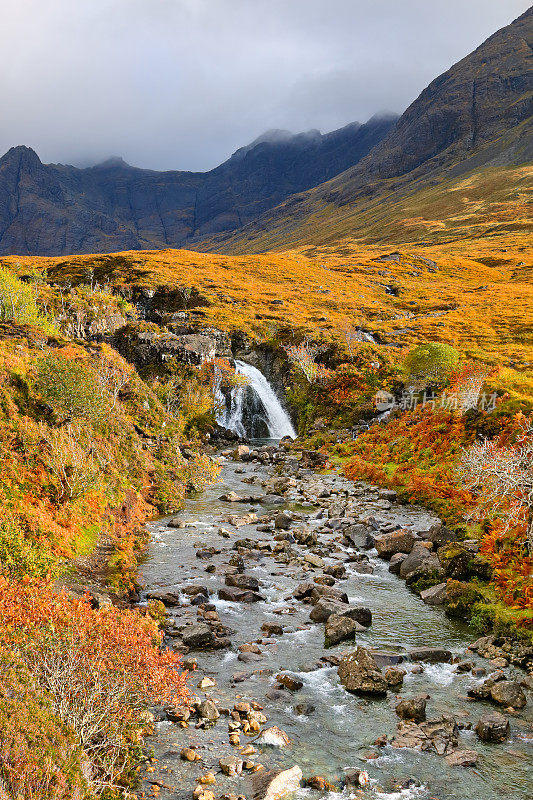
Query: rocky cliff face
[{"left": 0, "top": 115, "right": 396, "bottom": 256}]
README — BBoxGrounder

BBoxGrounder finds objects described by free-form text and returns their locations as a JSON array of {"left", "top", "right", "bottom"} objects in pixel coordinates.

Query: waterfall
[{"left": 217, "top": 360, "right": 296, "bottom": 440}]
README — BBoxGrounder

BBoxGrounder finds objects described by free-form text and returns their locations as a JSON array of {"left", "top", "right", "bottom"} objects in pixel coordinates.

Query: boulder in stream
[
  {"left": 338, "top": 647, "right": 388, "bottom": 696},
  {"left": 475, "top": 711, "right": 510, "bottom": 742},
  {"left": 374, "top": 530, "right": 417, "bottom": 559},
  {"left": 250, "top": 766, "right": 303, "bottom": 800}
]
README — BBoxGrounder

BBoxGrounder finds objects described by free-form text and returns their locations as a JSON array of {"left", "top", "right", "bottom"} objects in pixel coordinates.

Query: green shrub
[
  {"left": 35, "top": 355, "right": 110, "bottom": 426},
  {"left": 0, "top": 268, "right": 57, "bottom": 335},
  {"left": 403, "top": 342, "right": 460, "bottom": 387}
]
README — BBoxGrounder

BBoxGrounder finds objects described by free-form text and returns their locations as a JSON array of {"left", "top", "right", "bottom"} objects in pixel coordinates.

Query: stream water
[{"left": 140, "top": 452, "right": 533, "bottom": 800}]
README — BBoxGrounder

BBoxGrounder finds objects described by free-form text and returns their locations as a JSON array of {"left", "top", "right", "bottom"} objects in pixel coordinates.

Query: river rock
[
  {"left": 219, "top": 491, "right": 242, "bottom": 502},
  {"left": 371, "top": 650, "right": 404, "bottom": 668},
  {"left": 167, "top": 517, "right": 185, "bottom": 528},
  {"left": 261, "top": 622, "right": 284, "bottom": 636},
  {"left": 293, "top": 703, "right": 315, "bottom": 715},
  {"left": 309, "top": 597, "right": 348, "bottom": 622},
  {"left": 385, "top": 666, "right": 406, "bottom": 688},
  {"left": 198, "top": 699, "right": 220, "bottom": 721},
  {"left": 276, "top": 673, "right": 303, "bottom": 691},
  {"left": 225, "top": 574, "right": 260, "bottom": 591},
  {"left": 374, "top": 530, "right": 417, "bottom": 559},
  {"left": 409, "top": 647, "right": 452, "bottom": 664},
  {"left": 343, "top": 524, "right": 373, "bottom": 548},
  {"left": 218, "top": 586, "right": 263, "bottom": 602},
  {"left": 219, "top": 756, "right": 243, "bottom": 776},
  {"left": 392, "top": 714, "right": 458, "bottom": 755},
  {"left": 250, "top": 766, "right": 302, "bottom": 800},
  {"left": 445, "top": 749, "right": 479, "bottom": 767},
  {"left": 428, "top": 525, "right": 457, "bottom": 548},
  {"left": 255, "top": 726, "right": 291, "bottom": 747},
  {"left": 490, "top": 680, "right": 527, "bottom": 709},
  {"left": 325, "top": 614, "right": 358, "bottom": 647},
  {"left": 389, "top": 553, "right": 407, "bottom": 574},
  {"left": 475, "top": 712, "right": 510, "bottom": 742},
  {"left": 338, "top": 647, "right": 388, "bottom": 696},
  {"left": 324, "top": 564, "right": 346, "bottom": 579},
  {"left": 303, "top": 553, "right": 324, "bottom": 568},
  {"left": 420, "top": 582, "right": 448, "bottom": 605},
  {"left": 275, "top": 511, "right": 292, "bottom": 530},
  {"left": 146, "top": 589, "right": 181, "bottom": 605},
  {"left": 182, "top": 624, "right": 216, "bottom": 648},
  {"left": 400, "top": 544, "right": 442, "bottom": 584},
  {"left": 395, "top": 696, "right": 427, "bottom": 722}
]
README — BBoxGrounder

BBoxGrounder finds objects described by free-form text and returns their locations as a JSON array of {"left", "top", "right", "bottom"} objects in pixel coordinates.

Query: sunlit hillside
[{"left": 2, "top": 219, "right": 532, "bottom": 400}]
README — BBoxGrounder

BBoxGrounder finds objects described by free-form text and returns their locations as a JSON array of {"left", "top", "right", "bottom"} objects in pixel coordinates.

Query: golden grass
[{"left": 1, "top": 223, "right": 532, "bottom": 398}]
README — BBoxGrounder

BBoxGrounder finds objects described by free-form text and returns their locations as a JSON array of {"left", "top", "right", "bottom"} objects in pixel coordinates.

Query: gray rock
[
  {"left": 182, "top": 624, "right": 215, "bottom": 648},
  {"left": 400, "top": 544, "right": 442, "bottom": 584},
  {"left": 309, "top": 597, "right": 348, "bottom": 623},
  {"left": 389, "top": 553, "right": 407, "bottom": 574},
  {"left": 420, "top": 582, "right": 448, "bottom": 605}
]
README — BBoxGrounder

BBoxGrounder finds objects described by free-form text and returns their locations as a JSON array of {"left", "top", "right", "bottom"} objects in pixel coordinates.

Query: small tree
[
  {"left": 284, "top": 340, "right": 329, "bottom": 384},
  {"left": 459, "top": 417, "right": 533, "bottom": 553},
  {"left": 36, "top": 354, "right": 110, "bottom": 426},
  {"left": 0, "top": 268, "right": 57, "bottom": 335},
  {"left": 404, "top": 342, "right": 459, "bottom": 389}
]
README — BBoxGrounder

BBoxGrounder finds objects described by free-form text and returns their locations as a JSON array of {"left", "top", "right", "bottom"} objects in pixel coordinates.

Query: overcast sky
[{"left": 1, "top": 0, "right": 530, "bottom": 171}]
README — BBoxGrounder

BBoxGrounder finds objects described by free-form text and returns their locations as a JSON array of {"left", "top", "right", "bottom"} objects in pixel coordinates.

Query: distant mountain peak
[
  {"left": 93, "top": 156, "right": 131, "bottom": 170},
  {"left": 0, "top": 145, "right": 42, "bottom": 167}
]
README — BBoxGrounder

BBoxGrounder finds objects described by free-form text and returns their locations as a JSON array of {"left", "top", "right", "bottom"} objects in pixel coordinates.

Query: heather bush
[{"left": 0, "top": 653, "right": 91, "bottom": 800}]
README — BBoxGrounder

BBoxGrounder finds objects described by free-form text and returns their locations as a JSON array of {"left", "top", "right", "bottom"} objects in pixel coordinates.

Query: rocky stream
[{"left": 137, "top": 441, "right": 533, "bottom": 800}]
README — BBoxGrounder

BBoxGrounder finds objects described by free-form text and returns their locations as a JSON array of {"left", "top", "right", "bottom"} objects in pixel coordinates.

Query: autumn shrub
[
  {"left": 0, "top": 268, "right": 57, "bottom": 336},
  {"left": 35, "top": 354, "right": 110, "bottom": 426},
  {"left": 0, "top": 652, "right": 91, "bottom": 800},
  {"left": 0, "top": 579, "right": 187, "bottom": 795}
]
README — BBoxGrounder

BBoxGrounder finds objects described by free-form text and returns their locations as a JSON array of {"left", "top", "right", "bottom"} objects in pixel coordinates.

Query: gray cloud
[{"left": 1, "top": 0, "right": 530, "bottom": 170}]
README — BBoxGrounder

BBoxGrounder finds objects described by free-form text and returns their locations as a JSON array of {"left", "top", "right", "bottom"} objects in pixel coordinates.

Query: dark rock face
[{"left": 0, "top": 116, "right": 396, "bottom": 256}]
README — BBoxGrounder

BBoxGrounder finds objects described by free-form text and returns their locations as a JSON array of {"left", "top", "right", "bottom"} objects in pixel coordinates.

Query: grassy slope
[
  {"left": 3, "top": 217, "right": 532, "bottom": 400},
  {"left": 196, "top": 163, "right": 533, "bottom": 253}
]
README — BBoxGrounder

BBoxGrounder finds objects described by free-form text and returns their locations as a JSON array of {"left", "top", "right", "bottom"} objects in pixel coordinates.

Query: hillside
[
  {"left": 203, "top": 7, "right": 533, "bottom": 253},
  {"left": 0, "top": 114, "right": 396, "bottom": 256},
  {"left": 2, "top": 223, "right": 532, "bottom": 401}
]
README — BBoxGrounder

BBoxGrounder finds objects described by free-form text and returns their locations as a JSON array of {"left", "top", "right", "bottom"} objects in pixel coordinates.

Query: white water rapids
[{"left": 217, "top": 359, "right": 296, "bottom": 439}]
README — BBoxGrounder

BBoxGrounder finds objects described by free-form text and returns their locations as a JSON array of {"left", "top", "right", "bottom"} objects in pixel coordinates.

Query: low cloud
[{"left": 1, "top": 0, "right": 529, "bottom": 170}]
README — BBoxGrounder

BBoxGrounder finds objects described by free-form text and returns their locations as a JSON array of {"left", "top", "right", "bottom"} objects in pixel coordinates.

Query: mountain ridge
[
  {"left": 201, "top": 7, "right": 532, "bottom": 253},
  {"left": 0, "top": 114, "right": 397, "bottom": 256}
]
